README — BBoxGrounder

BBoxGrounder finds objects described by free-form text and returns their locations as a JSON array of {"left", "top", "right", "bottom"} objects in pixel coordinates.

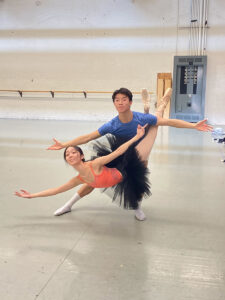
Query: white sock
[{"left": 54, "top": 192, "right": 81, "bottom": 216}]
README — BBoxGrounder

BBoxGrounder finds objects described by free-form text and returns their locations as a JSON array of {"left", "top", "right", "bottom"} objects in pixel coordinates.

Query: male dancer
[{"left": 48, "top": 88, "right": 211, "bottom": 220}]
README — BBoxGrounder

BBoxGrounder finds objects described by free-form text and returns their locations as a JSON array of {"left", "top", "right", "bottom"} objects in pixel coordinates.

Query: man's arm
[
  {"left": 156, "top": 117, "right": 213, "bottom": 132},
  {"left": 47, "top": 130, "right": 101, "bottom": 150}
]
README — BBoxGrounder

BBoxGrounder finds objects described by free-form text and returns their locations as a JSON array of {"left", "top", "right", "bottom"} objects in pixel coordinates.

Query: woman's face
[{"left": 65, "top": 147, "right": 84, "bottom": 165}]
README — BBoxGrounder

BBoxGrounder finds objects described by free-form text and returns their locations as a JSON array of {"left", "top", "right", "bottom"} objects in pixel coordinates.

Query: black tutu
[{"left": 90, "top": 134, "right": 151, "bottom": 210}]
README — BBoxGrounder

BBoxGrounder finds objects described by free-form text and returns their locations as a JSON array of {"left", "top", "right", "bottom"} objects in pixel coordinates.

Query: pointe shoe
[
  {"left": 162, "top": 88, "right": 172, "bottom": 101},
  {"left": 135, "top": 208, "right": 146, "bottom": 221},
  {"left": 160, "top": 88, "right": 172, "bottom": 105},
  {"left": 157, "top": 88, "right": 172, "bottom": 113},
  {"left": 141, "top": 88, "right": 150, "bottom": 114}
]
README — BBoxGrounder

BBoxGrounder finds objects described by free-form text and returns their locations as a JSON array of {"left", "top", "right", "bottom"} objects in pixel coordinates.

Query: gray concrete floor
[{"left": 0, "top": 119, "right": 225, "bottom": 300}]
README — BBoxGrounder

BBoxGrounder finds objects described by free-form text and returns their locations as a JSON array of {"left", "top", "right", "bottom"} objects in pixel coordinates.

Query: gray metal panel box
[{"left": 170, "top": 56, "right": 207, "bottom": 122}]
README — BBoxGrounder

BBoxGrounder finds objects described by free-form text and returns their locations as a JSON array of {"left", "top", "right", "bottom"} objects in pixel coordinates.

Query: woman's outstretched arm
[
  {"left": 15, "top": 176, "right": 81, "bottom": 199},
  {"left": 92, "top": 124, "right": 147, "bottom": 168}
]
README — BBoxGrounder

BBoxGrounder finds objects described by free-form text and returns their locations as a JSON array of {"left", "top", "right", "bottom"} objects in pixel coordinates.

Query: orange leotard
[{"left": 77, "top": 163, "right": 123, "bottom": 188}]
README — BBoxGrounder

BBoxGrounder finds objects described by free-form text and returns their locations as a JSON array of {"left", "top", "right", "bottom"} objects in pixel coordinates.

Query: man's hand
[
  {"left": 15, "top": 189, "right": 32, "bottom": 198},
  {"left": 47, "top": 138, "right": 64, "bottom": 150},
  {"left": 194, "top": 119, "right": 213, "bottom": 132}
]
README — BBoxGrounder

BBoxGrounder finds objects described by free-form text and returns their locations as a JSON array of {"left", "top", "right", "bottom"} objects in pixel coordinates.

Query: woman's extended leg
[
  {"left": 54, "top": 184, "right": 94, "bottom": 216},
  {"left": 136, "top": 88, "right": 172, "bottom": 162}
]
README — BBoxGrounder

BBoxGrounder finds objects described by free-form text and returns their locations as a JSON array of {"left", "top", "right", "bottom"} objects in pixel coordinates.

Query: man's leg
[
  {"left": 54, "top": 184, "right": 94, "bottom": 216},
  {"left": 134, "top": 88, "right": 172, "bottom": 221}
]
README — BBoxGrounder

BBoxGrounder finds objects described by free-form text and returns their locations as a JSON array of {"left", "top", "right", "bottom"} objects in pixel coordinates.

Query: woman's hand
[
  {"left": 47, "top": 138, "right": 64, "bottom": 150},
  {"left": 136, "top": 124, "right": 147, "bottom": 139},
  {"left": 14, "top": 189, "right": 32, "bottom": 198},
  {"left": 194, "top": 119, "right": 213, "bottom": 132}
]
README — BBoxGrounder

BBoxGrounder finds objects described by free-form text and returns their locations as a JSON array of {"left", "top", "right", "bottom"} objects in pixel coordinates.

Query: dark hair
[
  {"left": 112, "top": 88, "right": 133, "bottom": 102},
  {"left": 64, "top": 146, "right": 85, "bottom": 162}
]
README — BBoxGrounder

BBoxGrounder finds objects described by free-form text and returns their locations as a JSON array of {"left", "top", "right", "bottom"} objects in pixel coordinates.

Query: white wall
[{"left": 0, "top": 0, "right": 224, "bottom": 124}]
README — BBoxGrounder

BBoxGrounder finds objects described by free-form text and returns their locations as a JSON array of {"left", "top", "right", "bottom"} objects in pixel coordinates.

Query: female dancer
[{"left": 15, "top": 124, "right": 151, "bottom": 210}]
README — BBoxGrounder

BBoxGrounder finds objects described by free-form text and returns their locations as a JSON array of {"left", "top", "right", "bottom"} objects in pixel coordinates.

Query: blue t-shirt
[{"left": 98, "top": 111, "right": 157, "bottom": 139}]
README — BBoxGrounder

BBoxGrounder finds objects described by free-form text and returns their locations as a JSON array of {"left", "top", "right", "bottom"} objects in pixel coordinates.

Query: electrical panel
[{"left": 170, "top": 56, "right": 207, "bottom": 122}]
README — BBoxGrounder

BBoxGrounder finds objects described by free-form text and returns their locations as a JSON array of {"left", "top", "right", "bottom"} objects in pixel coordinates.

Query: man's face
[{"left": 113, "top": 93, "right": 132, "bottom": 113}]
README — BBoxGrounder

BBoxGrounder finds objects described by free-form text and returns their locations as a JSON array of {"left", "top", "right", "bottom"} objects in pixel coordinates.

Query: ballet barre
[{"left": 0, "top": 89, "right": 154, "bottom": 99}]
